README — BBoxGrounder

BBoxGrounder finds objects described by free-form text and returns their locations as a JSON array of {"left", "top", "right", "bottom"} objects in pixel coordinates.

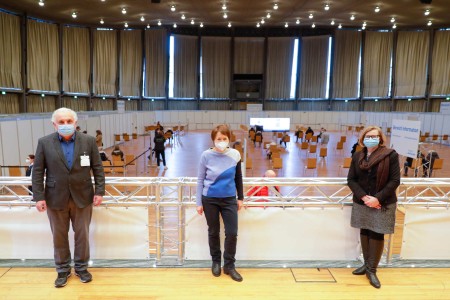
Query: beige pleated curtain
[
  {"left": 94, "top": 30, "right": 117, "bottom": 95},
  {"left": 27, "top": 95, "right": 56, "bottom": 113},
  {"left": 27, "top": 20, "right": 59, "bottom": 91},
  {"left": 0, "top": 94, "right": 20, "bottom": 114},
  {"left": 395, "top": 31, "right": 430, "bottom": 97},
  {"left": 265, "top": 37, "right": 295, "bottom": 99},
  {"left": 0, "top": 12, "right": 22, "bottom": 89},
  {"left": 201, "top": 37, "right": 231, "bottom": 99},
  {"left": 173, "top": 35, "right": 198, "bottom": 98},
  {"left": 333, "top": 30, "right": 361, "bottom": 99},
  {"left": 299, "top": 35, "right": 330, "bottom": 99},
  {"left": 145, "top": 29, "right": 167, "bottom": 98},
  {"left": 120, "top": 30, "right": 142, "bottom": 97},
  {"left": 63, "top": 26, "right": 90, "bottom": 94},
  {"left": 234, "top": 37, "right": 264, "bottom": 74},
  {"left": 430, "top": 30, "right": 450, "bottom": 96},
  {"left": 61, "top": 97, "right": 88, "bottom": 111},
  {"left": 363, "top": 31, "right": 393, "bottom": 98}
]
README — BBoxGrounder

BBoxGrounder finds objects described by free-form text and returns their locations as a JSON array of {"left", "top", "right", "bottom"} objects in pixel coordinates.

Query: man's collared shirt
[{"left": 58, "top": 133, "right": 76, "bottom": 169}]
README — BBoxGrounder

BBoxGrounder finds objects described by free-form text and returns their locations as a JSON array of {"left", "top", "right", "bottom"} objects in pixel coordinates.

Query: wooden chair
[
  {"left": 277, "top": 132, "right": 283, "bottom": 139},
  {"left": 179, "top": 125, "right": 185, "bottom": 135},
  {"left": 245, "top": 158, "right": 253, "bottom": 176},
  {"left": 300, "top": 142, "right": 309, "bottom": 154},
  {"left": 8, "top": 167, "right": 22, "bottom": 176},
  {"left": 113, "top": 161, "right": 125, "bottom": 175},
  {"left": 419, "top": 136, "right": 426, "bottom": 143},
  {"left": 304, "top": 158, "right": 317, "bottom": 175},
  {"left": 348, "top": 126, "right": 353, "bottom": 131},
  {"left": 272, "top": 157, "right": 283, "bottom": 175},
  {"left": 102, "top": 161, "right": 113, "bottom": 174},
  {"left": 132, "top": 133, "right": 138, "bottom": 140},
  {"left": 442, "top": 134, "right": 448, "bottom": 145},
  {"left": 271, "top": 151, "right": 281, "bottom": 159},
  {"left": 123, "top": 133, "right": 130, "bottom": 141},
  {"left": 431, "top": 158, "right": 444, "bottom": 177},
  {"left": 386, "top": 127, "right": 391, "bottom": 135},
  {"left": 311, "top": 135, "right": 318, "bottom": 143},
  {"left": 432, "top": 134, "right": 438, "bottom": 142},
  {"left": 282, "top": 135, "right": 290, "bottom": 147},
  {"left": 297, "top": 131, "right": 304, "bottom": 142},
  {"left": 112, "top": 154, "right": 122, "bottom": 162},
  {"left": 319, "top": 147, "right": 328, "bottom": 161},
  {"left": 305, "top": 133, "right": 312, "bottom": 142},
  {"left": 114, "top": 134, "right": 121, "bottom": 142},
  {"left": 410, "top": 158, "right": 423, "bottom": 177},
  {"left": 255, "top": 135, "right": 262, "bottom": 146},
  {"left": 249, "top": 131, "right": 256, "bottom": 141},
  {"left": 308, "top": 144, "right": 317, "bottom": 157},
  {"left": 336, "top": 141, "right": 344, "bottom": 156},
  {"left": 340, "top": 136, "right": 347, "bottom": 143},
  {"left": 339, "top": 157, "right": 352, "bottom": 176},
  {"left": 125, "top": 154, "right": 135, "bottom": 165}
]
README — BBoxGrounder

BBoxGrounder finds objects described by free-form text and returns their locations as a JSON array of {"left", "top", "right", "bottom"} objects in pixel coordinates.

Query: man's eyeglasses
[{"left": 365, "top": 135, "right": 380, "bottom": 139}]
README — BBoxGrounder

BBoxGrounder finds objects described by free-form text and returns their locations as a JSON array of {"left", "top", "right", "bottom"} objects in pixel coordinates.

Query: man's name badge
[{"left": 80, "top": 155, "right": 90, "bottom": 167}]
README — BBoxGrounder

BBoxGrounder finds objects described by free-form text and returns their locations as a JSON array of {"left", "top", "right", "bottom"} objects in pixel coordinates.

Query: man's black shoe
[
  {"left": 75, "top": 270, "right": 93, "bottom": 283},
  {"left": 223, "top": 268, "right": 243, "bottom": 282},
  {"left": 211, "top": 262, "right": 221, "bottom": 277},
  {"left": 54, "top": 271, "right": 71, "bottom": 288}
]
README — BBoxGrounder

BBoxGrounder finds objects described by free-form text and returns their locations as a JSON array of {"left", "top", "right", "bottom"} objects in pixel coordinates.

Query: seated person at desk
[
  {"left": 246, "top": 170, "right": 280, "bottom": 197},
  {"left": 98, "top": 147, "right": 111, "bottom": 164},
  {"left": 403, "top": 150, "right": 422, "bottom": 177},
  {"left": 422, "top": 150, "right": 440, "bottom": 177},
  {"left": 111, "top": 145, "right": 124, "bottom": 161},
  {"left": 279, "top": 132, "right": 289, "bottom": 147},
  {"left": 248, "top": 127, "right": 255, "bottom": 138},
  {"left": 305, "top": 126, "right": 314, "bottom": 136},
  {"left": 294, "top": 129, "right": 303, "bottom": 142}
]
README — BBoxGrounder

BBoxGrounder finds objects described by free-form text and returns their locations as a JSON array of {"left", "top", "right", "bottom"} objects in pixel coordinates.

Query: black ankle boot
[
  {"left": 353, "top": 233, "right": 369, "bottom": 275},
  {"left": 224, "top": 268, "right": 243, "bottom": 282},
  {"left": 366, "top": 238, "right": 384, "bottom": 289},
  {"left": 211, "top": 262, "right": 221, "bottom": 277}
]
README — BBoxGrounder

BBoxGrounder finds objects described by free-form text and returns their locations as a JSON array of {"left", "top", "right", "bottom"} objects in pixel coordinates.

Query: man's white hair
[{"left": 51, "top": 107, "right": 78, "bottom": 123}]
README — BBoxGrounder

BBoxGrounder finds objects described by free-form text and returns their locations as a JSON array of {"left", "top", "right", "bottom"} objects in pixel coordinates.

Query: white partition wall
[
  {"left": 0, "top": 206, "right": 148, "bottom": 259},
  {"left": 185, "top": 207, "right": 360, "bottom": 260}
]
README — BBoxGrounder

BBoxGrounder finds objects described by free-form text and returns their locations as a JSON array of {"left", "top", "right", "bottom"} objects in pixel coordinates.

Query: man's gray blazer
[{"left": 32, "top": 132, "right": 105, "bottom": 209}]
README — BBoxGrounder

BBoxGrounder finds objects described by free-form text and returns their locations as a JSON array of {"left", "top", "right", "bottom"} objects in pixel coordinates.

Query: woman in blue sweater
[{"left": 196, "top": 124, "right": 244, "bottom": 282}]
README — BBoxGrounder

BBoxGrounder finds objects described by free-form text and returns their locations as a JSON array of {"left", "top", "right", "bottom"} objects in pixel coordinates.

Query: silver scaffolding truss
[{"left": 1, "top": 176, "right": 450, "bottom": 265}]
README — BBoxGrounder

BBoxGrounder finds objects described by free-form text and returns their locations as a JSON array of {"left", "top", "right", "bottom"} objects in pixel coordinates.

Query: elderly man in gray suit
[{"left": 32, "top": 107, "right": 105, "bottom": 288}]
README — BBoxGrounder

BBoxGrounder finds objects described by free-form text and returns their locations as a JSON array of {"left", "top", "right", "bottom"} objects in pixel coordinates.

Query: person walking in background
[
  {"left": 347, "top": 126, "right": 400, "bottom": 289},
  {"left": 154, "top": 128, "right": 168, "bottom": 169},
  {"left": 26, "top": 154, "right": 35, "bottom": 194},
  {"left": 32, "top": 108, "right": 105, "bottom": 288},
  {"left": 95, "top": 130, "right": 103, "bottom": 148},
  {"left": 196, "top": 124, "right": 244, "bottom": 282}
]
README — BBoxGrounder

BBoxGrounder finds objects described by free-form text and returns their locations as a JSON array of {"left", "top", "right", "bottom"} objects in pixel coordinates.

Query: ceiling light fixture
[
  {"left": 309, "top": 13, "right": 313, "bottom": 19},
  {"left": 191, "top": 19, "right": 195, "bottom": 25},
  {"left": 222, "top": 4, "right": 227, "bottom": 10},
  {"left": 124, "top": 22, "right": 128, "bottom": 28},
  {"left": 331, "top": 20, "right": 335, "bottom": 25},
  {"left": 324, "top": 4, "right": 330, "bottom": 11},
  {"left": 38, "top": 0, "right": 44, "bottom": 7},
  {"left": 392, "top": 24, "right": 397, "bottom": 29},
  {"left": 200, "top": 22, "right": 204, "bottom": 27},
  {"left": 312, "top": 23, "right": 316, "bottom": 28},
  {"left": 350, "top": 14, "right": 355, "bottom": 20},
  {"left": 140, "top": 16, "right": 145, "bottom": 22},
  {"left": 223, "top": 13, "right": 228, "bottom": 19},
  {"left": 274, "top": 3, "right": 279, "bottom": 10},
  {"left": 424, "top": 9, "right": 430, "bottom": 16},
  {"left": 147, "top": 24, "right": 150, "bottom": 28},
  {"left": 158, "top": 20, "right": 162, "bottom": 26},
  {"left": 256, "top": 22, "right": 260, "bottom": 27},
  {"left": 101, "top": 0, "right": 105, "bottom": 2},
  {"left": 267, "top": 13, "right": 271, "bottom": 18},
  {"left": 170, "top": 5, "right": 176, "bottom": 12},
  {"left": 261, "top": 18, "right": 265, "bottom": 24},
  {"left": 122, "top": 8, "right": 127, "bottom": 14},
  {"left": 173, "top": 23, "right": 177, "bottom": 28},
  {"left": 374, "top": 6, "right": 380, "bottom": 13},
  {"left": 72, "top": 12, "right": 77, "bottom": 18},
  {"left": 181, "top": 14, "right": 186, "bottom": 20},
  {"left": 338, "top": 24, "right": 342, "bottom": 29},
  {"left": 427, "top": 20, "right": 432, "bottom": 26},
  {"left": 100, "top": 19, "right": 104, "bottom": 24},
  {"left": 284, "top": 22, "right": 288, "bottom": 28},
  {"left": 227, "top": 22, "right": 232, "bottom": 27},
  {"left": 391, "top": 17, "right": 395, "bottom": 23},
  {"left": 296, "top": 19, "right": 300, "bottom": 25}
]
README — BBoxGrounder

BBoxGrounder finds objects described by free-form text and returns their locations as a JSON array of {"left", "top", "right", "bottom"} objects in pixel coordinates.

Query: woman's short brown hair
[
  {"left": 358, "top": 126, "right": 387, "bottom": 147},
  {"left": 211, "top": 124, "right": 231, "bottom": 141}
]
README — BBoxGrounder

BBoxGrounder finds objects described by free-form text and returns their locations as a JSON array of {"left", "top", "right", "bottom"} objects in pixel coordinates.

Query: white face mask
[
  {"left": 25, "top": 158, "right": 31, "bottom": 164},
  {"left": 215, "top": 141, "right": 229, "bottom": 151}
]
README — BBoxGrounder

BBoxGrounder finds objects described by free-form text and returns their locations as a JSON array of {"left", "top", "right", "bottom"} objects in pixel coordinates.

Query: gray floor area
[{"left": 1, "top": 256, "right": 450, "bottom": 269}]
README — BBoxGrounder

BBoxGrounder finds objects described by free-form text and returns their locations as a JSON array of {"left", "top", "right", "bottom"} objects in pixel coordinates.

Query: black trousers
[
  {"left": 202, "top": 196, "right": 238, "bottom": 270},
  {"left": 155, "top": 150, "right": 166, "bottom": 166}
]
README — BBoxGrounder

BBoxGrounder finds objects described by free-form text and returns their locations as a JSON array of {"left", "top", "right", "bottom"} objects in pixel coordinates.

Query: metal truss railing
[{"left": 1, "top": 177, "right": 450, "bottom": 265}]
